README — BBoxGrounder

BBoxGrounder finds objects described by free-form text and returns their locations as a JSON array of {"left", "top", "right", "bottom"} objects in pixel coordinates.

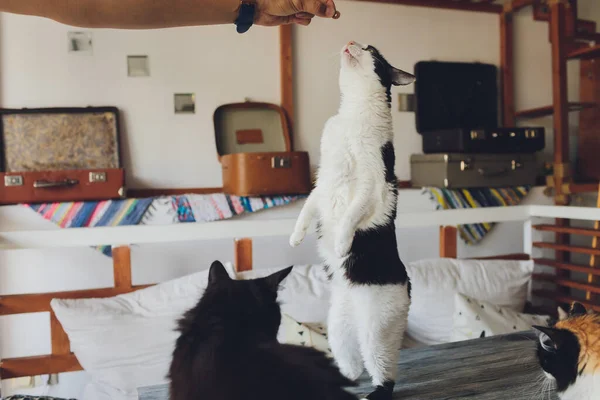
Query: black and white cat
[
  {"left": 168, "top": 261, "right": 358, "bottom": 400},
  {"left": 290, "top": 41, "right": 415, "bottom": 400}
]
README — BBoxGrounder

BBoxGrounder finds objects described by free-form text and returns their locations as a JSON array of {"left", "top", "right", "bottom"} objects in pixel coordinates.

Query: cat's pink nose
[{"left": 348, "top": 41, "right": 355, "bottom": 46}]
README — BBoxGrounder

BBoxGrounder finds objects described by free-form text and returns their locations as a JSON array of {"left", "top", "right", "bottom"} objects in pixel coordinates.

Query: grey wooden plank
[{"left": 138, "top": 331, "right": 557, "bottom": 400}]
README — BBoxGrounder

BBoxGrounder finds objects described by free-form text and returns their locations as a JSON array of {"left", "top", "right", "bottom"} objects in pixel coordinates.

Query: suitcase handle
[
  {"left": 34, "top": 179, "right": 79, "bottom": 189},
  {"left": 477, "top": 167, "right": 509, "bottom": 177}
]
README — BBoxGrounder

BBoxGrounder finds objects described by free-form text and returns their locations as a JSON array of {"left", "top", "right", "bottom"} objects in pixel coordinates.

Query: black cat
[{"left": 169, "top": 261, "right": 358, "bottom": 400}]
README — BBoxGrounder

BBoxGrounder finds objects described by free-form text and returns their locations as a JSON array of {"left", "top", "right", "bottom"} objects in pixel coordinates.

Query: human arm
[{"left": 0, "top": 0, "right": 338, "bottom": 29}]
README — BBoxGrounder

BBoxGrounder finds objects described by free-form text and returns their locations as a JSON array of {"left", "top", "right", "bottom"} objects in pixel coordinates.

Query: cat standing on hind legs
[{"left": 290, "top": 41, "right": 415, "bottom": 400}]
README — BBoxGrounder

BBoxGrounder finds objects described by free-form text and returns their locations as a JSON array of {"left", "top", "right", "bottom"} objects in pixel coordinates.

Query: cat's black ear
[
  {"left": 569, "top": 302, "right": 587, "bottom": 317},
  {"left": 391, "top": 67, "right": 415, "bottom": 86},
  {"left": 265, "top": 266, "right": 293, "bottom": 291},
  {"left": 208, "top": 261, "right": 230, "bottom": 284},
  {"left": 533, "top": 325, "right": 567, "bottom": 350}
]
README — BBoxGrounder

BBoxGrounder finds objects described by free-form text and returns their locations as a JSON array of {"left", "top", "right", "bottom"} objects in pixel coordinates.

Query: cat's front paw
[
  {"left": 334, "top": 232, "right": 354, "bottom": 258},
  {"left": 289, "top": 230, "right": 306, "bottom": 247}
]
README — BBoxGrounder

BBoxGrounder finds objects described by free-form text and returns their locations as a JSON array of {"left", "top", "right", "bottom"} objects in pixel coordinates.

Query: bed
[{"left": 2, "top": 204, "right": 600, "bottom": 399}]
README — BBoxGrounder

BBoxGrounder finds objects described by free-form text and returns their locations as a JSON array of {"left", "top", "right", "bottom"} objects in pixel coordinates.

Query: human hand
[{"left": 254, "top": 0, "right": 339, "bottom": 26}]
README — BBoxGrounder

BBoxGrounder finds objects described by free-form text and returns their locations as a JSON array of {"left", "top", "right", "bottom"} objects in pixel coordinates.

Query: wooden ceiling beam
[{"left": 352, "top": 0, "right": 503, "bottom": 14}]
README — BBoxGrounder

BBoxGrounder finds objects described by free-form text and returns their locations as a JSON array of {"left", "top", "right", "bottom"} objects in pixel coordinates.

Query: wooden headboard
[
  {"left": 0, "top": 238, "right": 254, "bottom": 380},
  {"left": 0, "top": 228, "right": 530, "bottom": 380}
]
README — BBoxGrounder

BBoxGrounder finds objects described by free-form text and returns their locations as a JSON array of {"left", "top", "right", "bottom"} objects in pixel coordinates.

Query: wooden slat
[
  {"left": 533, "top": 241, "right": 600, "bottom": 256},
  {"left": 568, "top": 44, "right": 600, "bottom": 60},
  {"left": 564, "top": 182, "right": 600, "bottom": 194},
  {"left": 533, "top": 289, "right": 600, "bottom": 312},
  {"left": 510, "top": 0, "right": 536, "bottom": 12},
  {"left": 500, "top": 10, "right": 515, "bottom": 126},
  {"left": 533, "top": 273, "right": 600, "bottom": 294},
  {"left": 439, "top": 226, "right": 458, "bottom": 258},
  {"left": 50, "top": 312, "right": 71, "bottom": 355},
  {"left": 534, "top": 224, "right": 600, "bottom": 237},
  {"left": 535, "top": 258, "right": 600, "bottom": 276},
  {"left": 113, "top": 245, "right": 132, "bottom": 289},
  {"left": 353, "top": 0, "right": 503, "bottom": 13},
  {"left": 234, "top": 238, "right": 253, "bottom": 272},
  {"left": 515, "top": 102, "right": 596, "bottom": 119},
  {"left": 127, "top": 187, "right": 222, "bottom": 198},
  {"left": 0, "top": 285, "right": 151, "bottom": 316},
  {"left": 0, "top": 354, "right": 82, "bottom": 379},
  {"left": 470, "top": 253, "right": 531, "bottom": 261},
  {"left": 280, "top": 25, "right": 294, "bottom": 139}
]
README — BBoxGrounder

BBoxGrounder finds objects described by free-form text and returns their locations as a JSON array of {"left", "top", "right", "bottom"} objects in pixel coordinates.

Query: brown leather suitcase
[
  {"left": 0, "top": 107, "right": 125, "bottom": 204},
  {"left": 213, "top": 102, "right": 311, "bottom": 196}
]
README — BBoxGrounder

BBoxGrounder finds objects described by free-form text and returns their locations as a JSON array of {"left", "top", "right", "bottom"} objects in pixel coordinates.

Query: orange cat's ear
[
  {"left": 558, "top": 306, "right": 568, "bottom": 321},
  {"left": 569, "top": 302, "right": 587, "bottom": 317}
]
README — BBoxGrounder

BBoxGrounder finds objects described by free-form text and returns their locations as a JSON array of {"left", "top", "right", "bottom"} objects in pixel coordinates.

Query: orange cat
[{"left": 534, "top": 302, "right": 600, "bottom": 400}]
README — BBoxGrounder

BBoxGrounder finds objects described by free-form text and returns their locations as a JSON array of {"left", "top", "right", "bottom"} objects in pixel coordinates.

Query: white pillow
[
  {"left": 451, "top": 293, "right": 549, "bottom": 342},
  {"left": 405, "top": 258, "right": 534, "bottom": 346},
  {"left": 279, "top": 313, "right": 331, "bottom": 357},
  {"left": 50, "top": 263, "right": 331, "bottom": 400}
]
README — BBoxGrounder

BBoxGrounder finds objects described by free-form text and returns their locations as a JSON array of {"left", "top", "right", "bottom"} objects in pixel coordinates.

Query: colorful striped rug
[
  {"left": 423, "top": 186, "right": 530, "bottom": 245},
  {"left": 26, "top": 193, "right": 304, "bottom": 256}
]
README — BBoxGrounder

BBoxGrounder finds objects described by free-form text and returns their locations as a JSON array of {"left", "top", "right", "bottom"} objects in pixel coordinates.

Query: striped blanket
[
  {"left": 423, "top": 186, "right": 530, "bottom": 245},
  {"left": 26, "top": 194, "right": 304, "bottom": 256}
]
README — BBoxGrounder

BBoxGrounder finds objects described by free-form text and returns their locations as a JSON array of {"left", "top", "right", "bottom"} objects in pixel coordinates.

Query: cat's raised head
[
  {"left": 339, "top": 41, "right": 414, "bottom": 100},
  {"left": 181, "top": 261, "right": 293, "bottom": 343},
  {"left": 534, "top": 302, "right": 600, "bottom": 393}
]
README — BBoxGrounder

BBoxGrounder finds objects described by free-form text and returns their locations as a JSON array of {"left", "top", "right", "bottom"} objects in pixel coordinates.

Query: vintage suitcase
[
  {"left": 0, "top": 107, "right": 125, "bottom": 204},
  {"left": 410, "top": 153, "right": 538, "bottom": 189},
  {"left": 422, "top": 127, "right": 545, "bottom": 154},
  {"left": 414, "top": 61, "right": 545, "bottom": 154},
  {"left": 213, "top": 102, "right": 311, "bottom": 196}
]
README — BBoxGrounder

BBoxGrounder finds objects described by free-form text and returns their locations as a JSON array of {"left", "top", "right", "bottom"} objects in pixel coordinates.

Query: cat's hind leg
[
  {"left": 328, "top": 284, "right": 364, "bottom": 381},
  {"left": 354, "top": 283, "right": 410, "bottom": 400}
]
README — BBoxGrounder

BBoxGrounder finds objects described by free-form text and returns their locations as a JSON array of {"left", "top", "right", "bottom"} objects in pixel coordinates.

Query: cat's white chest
[{"left": 559, "top": 374, "right": 600, "bottom": 400}]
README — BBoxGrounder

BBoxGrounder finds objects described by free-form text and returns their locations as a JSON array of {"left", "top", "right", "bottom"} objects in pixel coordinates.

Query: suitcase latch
[
  {"left": 460, "top": 159, "right": 472, "bottom": 171},
  {"left": 470, "top": 130, "right": 485, "bottom": 140},
  {"left": 89, "top": 172, "right": 107, "bottom": 183},
  {"left": 272, "top": 156, "right": 291, "bottom": 169},
  {"left": 4, "top": 175, "right": 23, "bottom": 187},
  {"left": 511, "top": 160, "right": 523, "bottom": 170}
]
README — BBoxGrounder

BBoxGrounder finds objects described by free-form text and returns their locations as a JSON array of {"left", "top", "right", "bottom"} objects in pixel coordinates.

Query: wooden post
[
  {"left": 500, "top": 8, "right": 515, "bottom": 127},
  {"left": 587, "top": 186, "right": 600, "bottom": 302},
  {"left": 280, "top": 25, "right": 294, "bottom": 141},
  {"left": 112, "top": 246, "right": 133, "bottom": 289},
  {"left": 550, "top": 0, "right": 571, "bottom": 296},
  {"left": 439, "top": 226, "right": 458, "bottom": 258},
  {"left": 234, "top": 238, "right": 253, "bottom": 272}
]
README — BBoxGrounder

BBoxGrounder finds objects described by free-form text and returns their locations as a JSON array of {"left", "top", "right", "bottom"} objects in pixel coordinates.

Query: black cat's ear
[
  {"left": 208, "top": 261, "right": 230, "bottom": 285},
  {"left": 569, "top": 302, "right": 587, "bottom": 317},
  {"left": 391, "top": 67, "right": 415, "bottom": 86},
  {"left": 265, "top": 266, "right": 293, "bottom": 291},
  {"left": 533, "top": 325, "right": 566, "bottom": 351}
]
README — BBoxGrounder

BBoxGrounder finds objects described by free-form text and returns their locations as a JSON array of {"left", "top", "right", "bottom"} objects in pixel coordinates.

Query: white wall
[{"left": 1, "top": 0, "right": 598, "bottom": 397}]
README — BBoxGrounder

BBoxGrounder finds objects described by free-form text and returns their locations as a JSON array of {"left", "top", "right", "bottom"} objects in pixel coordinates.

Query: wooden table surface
[{"left": 138, "top": 331, "right": 557, "bottom": 400}]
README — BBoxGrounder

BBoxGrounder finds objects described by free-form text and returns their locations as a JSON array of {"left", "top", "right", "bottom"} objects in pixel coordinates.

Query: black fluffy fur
[{"left": 168, "top": 261, "right": 358, "bottom": 400}]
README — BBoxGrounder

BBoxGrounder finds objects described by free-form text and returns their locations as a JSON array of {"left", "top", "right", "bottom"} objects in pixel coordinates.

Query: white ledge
[{"left": 1, "top": 205, "right": 600, "bottom": 250}]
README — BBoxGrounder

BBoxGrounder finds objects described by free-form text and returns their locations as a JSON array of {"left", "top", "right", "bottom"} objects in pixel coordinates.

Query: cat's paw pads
[
  {"left": 334, "top": 234, "right": 353, "bottom": 258},
  {"left": 289, "top": 231, "right": 306, "bottom": 247}
]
